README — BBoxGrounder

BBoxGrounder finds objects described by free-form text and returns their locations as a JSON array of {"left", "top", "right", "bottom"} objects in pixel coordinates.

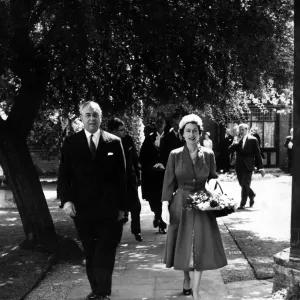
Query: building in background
[{"left": 225, "top": 105, "right": 292, "bottom": 170}]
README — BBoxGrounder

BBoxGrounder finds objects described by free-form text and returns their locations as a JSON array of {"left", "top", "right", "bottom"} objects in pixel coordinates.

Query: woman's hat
[{"left": 178, "top": 114, "right": 203, "bottom": 130}]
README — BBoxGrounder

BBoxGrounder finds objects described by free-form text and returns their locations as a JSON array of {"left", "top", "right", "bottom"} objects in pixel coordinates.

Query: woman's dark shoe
[
  {"left": 86, "top": 292, "right": 98, "bottom": 300},
  {"left": 183, "top": 278, "right": 192, "bottom": 295}
]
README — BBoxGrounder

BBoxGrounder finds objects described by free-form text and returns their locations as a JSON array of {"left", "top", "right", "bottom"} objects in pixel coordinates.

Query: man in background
[
  {"left": 229, "top": 123, "right": 265, "bottom": 209},
  {"left": 217, "top": 128, "right": 233, "bottom": 173},
  {"left": 140, "top": 112, "right": 167, "bottom": 234},
  {"left": 107, "top": 117, "right": 143, "bottom": 242},
  {"left": 284, "top": 128, "right": 293, "bottom": 175},
  {"left": 160, "top": 109, "right": 185, "bottom": 167}
]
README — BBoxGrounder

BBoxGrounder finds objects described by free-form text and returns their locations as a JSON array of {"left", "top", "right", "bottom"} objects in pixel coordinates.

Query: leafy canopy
[{"left": 0, "top": 0, "right": 293, "bottom": 134}]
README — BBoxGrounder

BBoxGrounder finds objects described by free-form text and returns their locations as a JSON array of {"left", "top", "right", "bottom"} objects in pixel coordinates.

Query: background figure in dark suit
[
  {"left": 140, "top": 112, "right": 167, "bottom": 234},
  {"left": 107, "top": 117, "right": 143, "bottom": 242},
  {"left": 284, "top": 128, "right": 293, "bottom": 174},
  {"left": 143, "top": 124, "right": 155, "bottom": 138},
  {"left": 217, "top": 128, "right": 233, "bottom": 173},
  {"left": 58, "top": 101, "right": 127, "bottom": 300},
  {"left": 160, "top": 110, "right": 185, "bottom": 167},
  {"left": 250, "top": 126, "right": 265, "bottom": 159},
  {"left": 229, "top": 123, "right": 265, "bottom": 209},
  {"left": 218, "top": 128, "right": 233, "bottom": 172}
]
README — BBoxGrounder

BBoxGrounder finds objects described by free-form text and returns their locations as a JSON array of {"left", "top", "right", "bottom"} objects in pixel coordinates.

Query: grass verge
[{"left": 0, "top": 246, "right": 53, "bottom": 300}]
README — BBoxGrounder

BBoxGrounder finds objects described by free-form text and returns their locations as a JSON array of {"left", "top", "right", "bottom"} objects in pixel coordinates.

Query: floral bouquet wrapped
[{"left": 184, "top": 181, "right": 239, "bottom": 217}]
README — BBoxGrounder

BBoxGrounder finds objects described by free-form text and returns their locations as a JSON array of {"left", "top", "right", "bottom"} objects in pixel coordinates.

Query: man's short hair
[
  {"left": 239, "top": 123, "right": 249, "bottom": 130},
  {"left": 79, "top": 101, "right": 102, "bottom": 116},
  {"left": 107, "top": 117, "right": 124, "bottom": 131}
]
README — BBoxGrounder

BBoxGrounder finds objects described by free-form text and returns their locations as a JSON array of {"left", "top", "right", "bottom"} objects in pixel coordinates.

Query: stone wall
[
  {"left": 273, "top": 248, "right": 300, "bottom": 294},
  {"left": 30, "top": 149, "right": 60, "bottom": 176}
]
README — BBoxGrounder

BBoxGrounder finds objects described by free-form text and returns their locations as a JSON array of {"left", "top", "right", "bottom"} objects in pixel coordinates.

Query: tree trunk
[
  {"left": 0, "top": 131, "right": 57, "bottom": 250},
  {"left": 290, "top": 0, "right": 300, "bottom": 257}
]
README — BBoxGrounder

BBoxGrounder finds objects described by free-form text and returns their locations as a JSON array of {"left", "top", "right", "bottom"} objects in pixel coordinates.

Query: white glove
[
  {"left": 205, "top": 179, "right": 217, "bottom": 193},
  {"left": 63, "top": 201, "right": 76, "bottom": 217},
  {"left": 162, "top": 201, "right": 170, "bottom": 225}
]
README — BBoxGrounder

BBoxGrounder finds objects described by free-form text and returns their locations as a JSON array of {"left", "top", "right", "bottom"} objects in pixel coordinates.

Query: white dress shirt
[
  {"left": 154, "top": 131, "right": 164, "bottom": 147},
  {"left": 84, "top": 128, "right": 100, "bottom": 148},
  {"left": 242, "top": 135, "right": 248, "bottom": 148}
]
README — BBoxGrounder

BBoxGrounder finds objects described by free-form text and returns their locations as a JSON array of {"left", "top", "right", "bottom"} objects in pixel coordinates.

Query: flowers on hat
[{"left": 178, "top": 114, "right": 203, "bottom": 130}]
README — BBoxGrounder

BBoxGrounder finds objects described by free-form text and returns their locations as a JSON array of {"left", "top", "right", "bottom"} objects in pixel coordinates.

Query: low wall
[
  {"left": 30, "top": 149, "right": 59, "bottom": 176},
  {"left": 0, "top": 188, "right": 16, "bottom": 208}
]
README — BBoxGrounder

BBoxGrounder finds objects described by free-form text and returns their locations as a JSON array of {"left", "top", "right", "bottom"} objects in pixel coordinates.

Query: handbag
[{"left": 209, "top": 180, "right": 236, "bottom": 218}]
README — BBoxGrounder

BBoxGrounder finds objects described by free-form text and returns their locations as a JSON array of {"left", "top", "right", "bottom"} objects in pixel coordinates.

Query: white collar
[
  {"left": 84, "top": 128, "right": 100, "bottom": 139},
  {"left": 156, "top": 131, "right": 164, "bottom": 138},
  {"left": 84, "top": 129, "right": 101, "bottom": 148}
]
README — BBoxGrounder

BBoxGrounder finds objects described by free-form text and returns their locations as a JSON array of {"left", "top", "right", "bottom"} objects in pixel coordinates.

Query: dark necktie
[{"left": 90, "top": 134, "right": 97, "bottom": 159}]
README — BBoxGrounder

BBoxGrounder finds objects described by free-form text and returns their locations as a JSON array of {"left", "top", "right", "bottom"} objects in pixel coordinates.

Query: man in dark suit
[
  {"left": 160, "top": 110, "right": 185, "bottom": 167},
  {"left": 284, "top": 128, "right": 293, "bottom": 174},
  {"left": 107, "top": 117, "right": 143, "bottom": 242},
  {"left": 229, "top": 123, "right": 265, "bottom": 209},
  {"left": 217, "top": 128, "right": 234, "bottom": 173},
  {"left": 140, "top": 112, "right": 167, "bottom": 234},
  {"left": 58, "top": 101, "right": 127, "bottom": 300}
]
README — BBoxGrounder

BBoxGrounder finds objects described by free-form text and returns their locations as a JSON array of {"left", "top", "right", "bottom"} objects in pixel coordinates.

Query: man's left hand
[
  {"left": 118, "top": 210, "right": 125, "bottom": 221},
  {"left": 260, "top": 169, "right": 266, "bottom": 177},
  {"left": 153, "top": 163, "right": 165, "bottom": 170}
]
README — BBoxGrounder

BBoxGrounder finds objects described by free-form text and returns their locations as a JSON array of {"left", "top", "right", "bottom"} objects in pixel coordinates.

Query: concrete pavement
[{"left": 66, "top": 199, "right": 274, "bottom": 300}]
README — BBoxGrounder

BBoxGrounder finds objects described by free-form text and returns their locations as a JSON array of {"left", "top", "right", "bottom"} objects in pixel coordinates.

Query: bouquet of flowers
[{"left": 184, "top": 181, "right": 239, "bottom": 217}]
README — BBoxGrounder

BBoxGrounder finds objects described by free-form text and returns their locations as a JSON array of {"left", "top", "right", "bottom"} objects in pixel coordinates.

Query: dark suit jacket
[
  {"left": 160, "top": 128, "right": 185, "bottom": 167},
  {"left": 217, "top": 134, "right": 233, "bottom": 169},
  {"left": 252, "top": 133, "right": 261, "bottom": 146},
  {"left": 139, "top": 131, "right": 165, "bottom": 200},
  {"left": 219, "top": 134, "right": 233, "bottom": 156},
  {"left": 122, "top": 134, "right": 140, "bottom": 189},
  {"left": 228, "top": 135, "right": 263, "bottom": 172},
  {"left": 58, "top": 129, "right": 127, "bottom": 221}
]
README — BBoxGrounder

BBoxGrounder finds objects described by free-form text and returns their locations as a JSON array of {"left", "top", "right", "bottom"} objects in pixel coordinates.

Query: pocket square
[{"left": 108, "top": 152, "right": 114, "bottom": 156}]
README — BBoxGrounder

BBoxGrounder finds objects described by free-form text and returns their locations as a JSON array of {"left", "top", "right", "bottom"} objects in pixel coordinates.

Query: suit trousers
[
  {"left": 236, "top": 171, "right": 255, "bottom": 207},
  {"left": 115, "top": 185, "right": 142, "bottom": 243},
  {"left": 74, "top": 217, "right": 119, "bottom": 296},
  {"left": 127, "top": 185, "right": 142, "bottom": 234},
  {"left": 287, "top": 150, "right": 293, "bottom": 173}
]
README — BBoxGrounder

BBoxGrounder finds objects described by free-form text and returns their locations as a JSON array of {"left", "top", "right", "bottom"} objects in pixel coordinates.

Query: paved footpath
[{"left": 65, "top": 198, "right": 273, "bottom": 300}]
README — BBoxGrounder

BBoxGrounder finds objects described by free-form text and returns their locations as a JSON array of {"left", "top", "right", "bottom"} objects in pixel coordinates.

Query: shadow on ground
[
  {"left": 222, "top": 215, "right": 289, "bottom": 280},
  {"left": 0, "top": 197, "right": 82, "bottom": 300}
]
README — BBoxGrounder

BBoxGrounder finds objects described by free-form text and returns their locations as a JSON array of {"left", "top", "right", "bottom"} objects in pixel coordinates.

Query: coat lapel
[
  {"left": 194, "top": 145, "right": 204, "bottom": 175},
  {"left": 182, "top": 145, "right": 196, "bottom": 178},
  {"left": 95, "top": 129, "right": 109, "bottom": 159}
]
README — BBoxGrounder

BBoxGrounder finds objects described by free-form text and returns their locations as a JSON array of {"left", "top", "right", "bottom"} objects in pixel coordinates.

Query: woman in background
[{"left": 203, "top": 132, "right": 213, "bottom": 150}]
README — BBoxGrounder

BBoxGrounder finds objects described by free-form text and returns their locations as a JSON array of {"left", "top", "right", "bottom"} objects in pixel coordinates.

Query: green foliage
[{"left": 0, "top": 0, "right": 294, "bottom": 145}]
